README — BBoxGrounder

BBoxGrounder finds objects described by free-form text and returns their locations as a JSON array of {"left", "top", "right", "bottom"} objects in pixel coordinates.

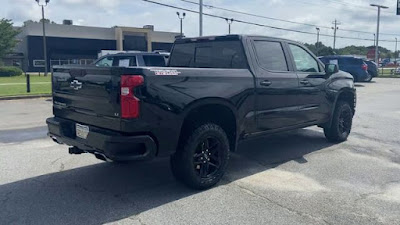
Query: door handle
[
  {"left": 300, "top": 80, "right": 310, "bottom": 85},
  {"left": 260, "top": 80, "right": 272, "bottom": 86}
]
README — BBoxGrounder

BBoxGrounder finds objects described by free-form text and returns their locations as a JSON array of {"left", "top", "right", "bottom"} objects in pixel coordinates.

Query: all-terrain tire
[
  {"left": 324, "top": 101, "right": 353, "bottom": 142},
  {"left": 170, "top": 123, "right": 230, "bottom": 190}
]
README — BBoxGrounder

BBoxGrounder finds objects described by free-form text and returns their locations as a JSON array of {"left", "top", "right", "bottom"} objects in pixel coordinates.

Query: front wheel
[
  {"left": 324, "top": 101, "right": 353, "bottom": 142},
  {"left": 170, "top": 123, "right": 230, "bottom": 190}
]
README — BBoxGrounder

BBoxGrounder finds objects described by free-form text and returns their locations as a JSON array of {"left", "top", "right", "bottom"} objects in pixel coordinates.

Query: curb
[{"left": 0, "top": 94, "right": 52, "bottom": 101}]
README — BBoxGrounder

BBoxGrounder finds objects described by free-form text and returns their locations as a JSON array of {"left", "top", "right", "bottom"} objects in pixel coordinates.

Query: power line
[
  {"left": 142, "top": 0, "right": 397, "bottom": 43},
  {"left": 321, "top": 0, "right": 397, "bottom": 14},
  {"left": 179, "top": 0, "right": 400, "bottom": 36}
]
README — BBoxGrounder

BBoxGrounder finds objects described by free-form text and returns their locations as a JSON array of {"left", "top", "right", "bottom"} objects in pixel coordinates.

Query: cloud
[{"left": 2, "top": 0, "right": 400, "bottom": 50}]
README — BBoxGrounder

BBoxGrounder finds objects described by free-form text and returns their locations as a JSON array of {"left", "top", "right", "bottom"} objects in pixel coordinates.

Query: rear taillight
[
  {"left": 120, "top": 75, "right": 144, "bottom": 119},
  {"left": 362, "top": 64, "right": 368, "bottom": 71}
]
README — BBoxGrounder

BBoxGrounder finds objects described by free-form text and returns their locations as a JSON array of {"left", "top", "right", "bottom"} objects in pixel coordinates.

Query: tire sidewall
[
  {"left": 332, "top": 102, "right": 353, "bottom": 141},
  {"left": 180, "top": 124, "right": 230, "bottom": 189}
]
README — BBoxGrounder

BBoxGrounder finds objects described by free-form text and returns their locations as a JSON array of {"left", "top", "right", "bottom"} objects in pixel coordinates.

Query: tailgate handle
[{"left": 260, "top": 80, "right": 272, "bottom": 86}]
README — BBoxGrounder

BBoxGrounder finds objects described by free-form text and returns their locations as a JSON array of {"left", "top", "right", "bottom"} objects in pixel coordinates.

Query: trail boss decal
[{"left": 151, "top": 69, "right": 181, "bottom": 76}]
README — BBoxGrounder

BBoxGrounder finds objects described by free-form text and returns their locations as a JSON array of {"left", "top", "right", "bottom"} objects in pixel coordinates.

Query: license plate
[{"left": 76, "top": 123, "right": 89, "bottom": 139}]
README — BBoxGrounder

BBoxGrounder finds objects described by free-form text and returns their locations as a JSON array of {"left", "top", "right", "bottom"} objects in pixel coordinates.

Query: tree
[
  {"left": 0, "top": 19, "right": 20, "bottom": 60},
  {"left": 23, "top": 19, "right": 56, "bottom": 26},
  {"left": 304, "top": 42, "right": 334, "bottom": 56}
]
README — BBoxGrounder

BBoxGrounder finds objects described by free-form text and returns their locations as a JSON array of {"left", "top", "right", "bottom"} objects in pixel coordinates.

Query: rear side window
[
  {"left": 143, "top": 55, "right": 166, "bottom": 67},
  {"left": 113, "top": 56, "right": 137, "bottom": 67},
  {"left": 169, "top": 40, "right": 247, "bottom": 69},
  {"left": 253, "top": 41, "right": 288, "bottom": 71}
]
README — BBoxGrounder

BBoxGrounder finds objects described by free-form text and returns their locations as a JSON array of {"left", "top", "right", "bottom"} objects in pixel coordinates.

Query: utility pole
[
  {"left": 199, "top": 0, "right": 203, "bottom": 36},
  {"left": 395, "top": 37, "right": 398, "bottom": 65},
  {"left": 370, "top": 4, "right": 389, "bottom": 64},
  {"left": 35, "top": 0, "right": 50, "bottom": 76},
  {"left": 225, "top": 18, "right": 233, "bottom": 34},
  {"left": 331, "top": 19, "right": 340, "bottom": 50},
  {"left": 176, "top": 12, "right": 186, "bottom": 38},
  {"left": 373, "top": 33, "right": 376, "bottom": 47},
  {"left": 316, "top": 27, "right": 320, "bottom": 56}
]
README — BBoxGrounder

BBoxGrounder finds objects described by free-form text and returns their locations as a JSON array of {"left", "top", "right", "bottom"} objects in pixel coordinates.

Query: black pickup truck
[{"left": 47, "top": 35, "right": 356, "bottom": 189}]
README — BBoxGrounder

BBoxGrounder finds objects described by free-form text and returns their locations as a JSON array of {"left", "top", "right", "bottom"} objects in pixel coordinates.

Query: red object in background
[{"left": 367, "top": 49, "right": 376, "bottom": 60}]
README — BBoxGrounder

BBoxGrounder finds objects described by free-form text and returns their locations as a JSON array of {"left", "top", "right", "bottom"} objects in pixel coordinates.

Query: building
[{"left": 6, "top": 21, "right": 180, "bottom": 72}]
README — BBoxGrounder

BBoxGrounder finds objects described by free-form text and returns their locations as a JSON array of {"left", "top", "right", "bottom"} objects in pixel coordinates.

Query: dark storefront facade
[{"left": 27, "top": 36, "right": 117, "bottom": 72}]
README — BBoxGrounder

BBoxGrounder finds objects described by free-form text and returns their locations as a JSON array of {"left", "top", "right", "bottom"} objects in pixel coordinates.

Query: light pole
[
  {"left": 199, "top": 0, "right": 203, "bottom": 36},
  {"left": 35, "top": 0, "right": 50, "bottom": 76},
  {"left": 370, "top": 4, "right": 389, "bottom": 64},
  {"left": 316, "top": 27, "right": 320, "bottom": 56},
  {"left": 225, "top": 18, "right": 233, "bottom": 34},
  {"left": 176, "top": 12, "right": 186, "bottom": 38}
]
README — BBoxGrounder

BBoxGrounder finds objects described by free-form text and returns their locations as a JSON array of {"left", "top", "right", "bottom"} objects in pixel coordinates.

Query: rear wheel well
[{"left": 178, "top": 104, "right": 237, "bottom": 152}]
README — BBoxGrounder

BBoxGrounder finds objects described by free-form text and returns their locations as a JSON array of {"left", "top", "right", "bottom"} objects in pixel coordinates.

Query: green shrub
[{"left": 0, "top": 67, "right": 23, "bottom": 77}]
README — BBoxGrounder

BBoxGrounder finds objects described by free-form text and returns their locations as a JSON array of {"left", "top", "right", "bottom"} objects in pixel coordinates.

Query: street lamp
[
  {"left": 370, "top": 3, "right": 389, "bottom": 64},
  {"left": 225, "top": 18, "right": 234, "bottom": 34},
  {"left": 316, "top": 27, "right": 320, "bottom": 56},
  {"left": 35, "top": 0, "right": 50, "bottom": 76},
  {"left": 176, "top": 12, "right": 186, "bottom": 38}
]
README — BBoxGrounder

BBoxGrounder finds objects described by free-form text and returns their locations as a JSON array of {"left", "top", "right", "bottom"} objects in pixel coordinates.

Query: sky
[{"left": 1, "top": 0, "right": 400, "bottom": 50}]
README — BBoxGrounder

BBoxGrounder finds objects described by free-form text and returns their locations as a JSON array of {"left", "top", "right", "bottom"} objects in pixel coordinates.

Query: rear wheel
[
  {"left": 170, "top": 123, "right": 230, "bottom": 190},
  {"left": 364, "top": 73, "right": 373, "bottom": 82},
  {"left": 324, "top": 101, "right": 353, "bottom": 142}
]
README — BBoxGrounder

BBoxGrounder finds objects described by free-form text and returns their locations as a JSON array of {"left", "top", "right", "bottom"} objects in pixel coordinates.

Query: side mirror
[{"left": 325, "top": 63, "right": 339, "bottom": 76}]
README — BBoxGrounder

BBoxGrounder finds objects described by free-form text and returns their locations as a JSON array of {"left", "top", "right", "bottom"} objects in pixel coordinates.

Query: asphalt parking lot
[{"left": 0, "top": 78, "right": 399, "bottom": 225}]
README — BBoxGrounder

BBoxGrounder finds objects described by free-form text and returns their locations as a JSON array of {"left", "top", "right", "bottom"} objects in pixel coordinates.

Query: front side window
[
  {"left": 95, "top": 57, "right": 113, "bottom": 67},
  {"left": 289, "top": 44, "right": 320, "bottom": 72},
  {"left": 253, "top": 41, "right": 288, "bottom": 71}
]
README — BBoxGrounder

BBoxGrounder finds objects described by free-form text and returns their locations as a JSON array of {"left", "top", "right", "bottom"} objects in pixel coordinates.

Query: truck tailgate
[{"left": 52, "top": 66, "right": 144, "bottom": 131}]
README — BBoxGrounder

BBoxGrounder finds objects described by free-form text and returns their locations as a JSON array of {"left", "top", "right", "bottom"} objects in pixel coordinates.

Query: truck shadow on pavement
[{"left": 0, "top": 128, "right": 334, "bottom": 224}]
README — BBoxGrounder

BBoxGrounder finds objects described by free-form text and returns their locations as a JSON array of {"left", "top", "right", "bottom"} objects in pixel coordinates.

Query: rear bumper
[{"left": 46, "top": 117, "right": 157, "bottom": 161}]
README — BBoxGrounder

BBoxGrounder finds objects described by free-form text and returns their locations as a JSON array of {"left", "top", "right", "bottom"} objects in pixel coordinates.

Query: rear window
[
  {"left": 169, "top": 40, "right": 248, "bottom": 69},
  {"left": 338, "top": 58, "right": 360, "bottom": 65},
  {"left": 143, "top": 55, "right": 166, "bottom": 67}
]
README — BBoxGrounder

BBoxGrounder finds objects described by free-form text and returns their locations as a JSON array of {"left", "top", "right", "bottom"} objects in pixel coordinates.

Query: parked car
[
  {"left": 319, "top": 56, "right": 372, "bottom": 82},
  {"left": 364, "top": 60, "right": 378, "bottom": 78},
  {"left": 94, "top": 52, "right": 167, "bottom": 67},
  {"left": 395, "top": 67, "right": 400, "bottom": 75},
  {"left": 47, "top": 35, "right": 356, "bottom": 189}
]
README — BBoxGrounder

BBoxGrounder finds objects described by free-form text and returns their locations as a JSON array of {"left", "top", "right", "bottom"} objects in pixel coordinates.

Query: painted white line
[{"left": 0, "top": 82, "right": 51, "bottom": 86}]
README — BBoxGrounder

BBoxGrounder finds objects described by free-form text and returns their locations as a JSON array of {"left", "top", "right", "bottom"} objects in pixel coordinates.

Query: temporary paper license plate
[{"left": 76, "top": 123, "right": 89, "bottom": 139}]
